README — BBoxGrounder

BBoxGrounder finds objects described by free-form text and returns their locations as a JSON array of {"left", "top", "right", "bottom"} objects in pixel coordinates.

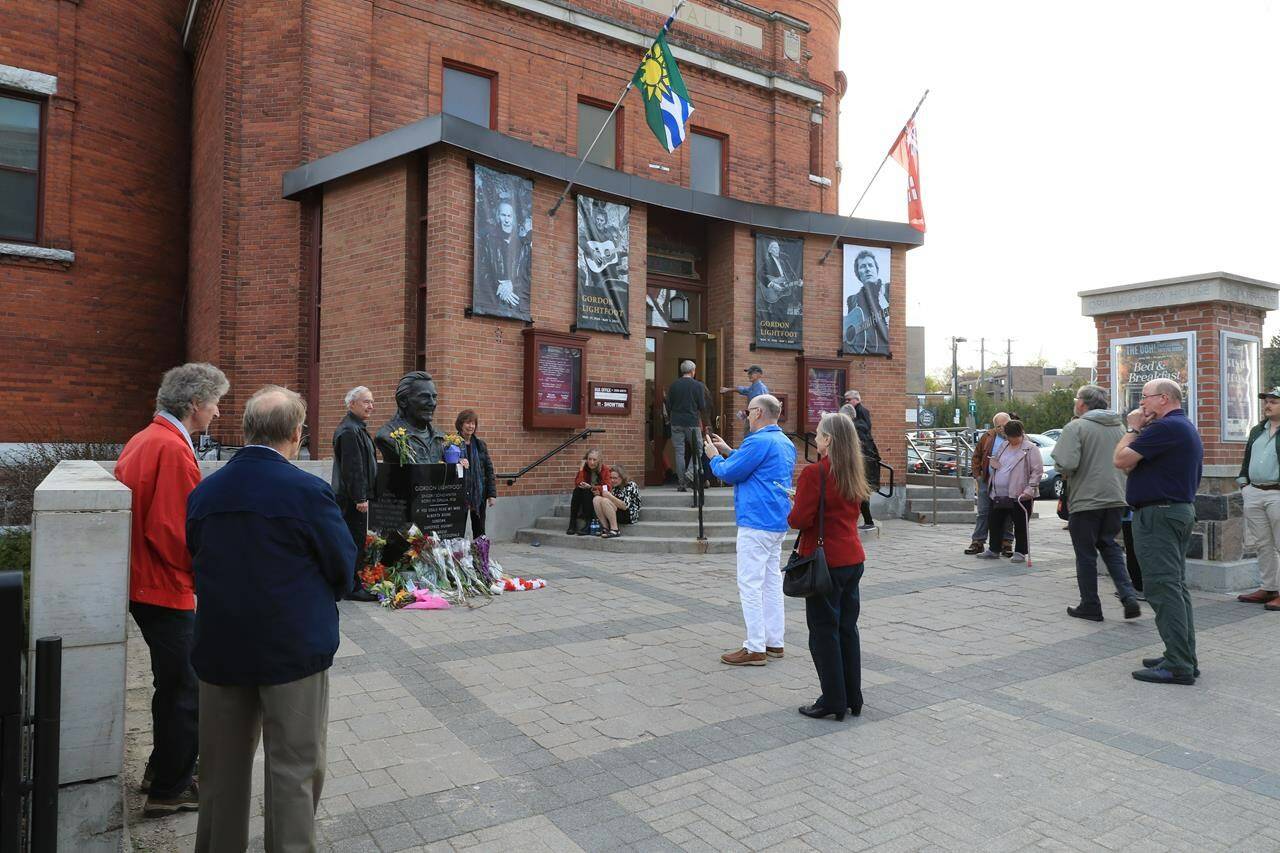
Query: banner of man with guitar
[
  {"left": 575, "top": 195, "right": 631, "bottom": 335},
  {"left": 754, "top": 235, "right": 804, "bottom": 350},
  {"left": 842, "top": 244, "right": 891, "bottom": 357}
]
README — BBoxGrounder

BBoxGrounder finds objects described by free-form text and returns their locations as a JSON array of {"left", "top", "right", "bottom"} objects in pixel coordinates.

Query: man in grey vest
[{"left": 665, "top": 360, "right": 712, "bottom": 491}]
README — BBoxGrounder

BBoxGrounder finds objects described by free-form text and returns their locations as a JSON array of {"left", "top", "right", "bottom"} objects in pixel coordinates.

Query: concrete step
[
  {"left": 908, "top": 510, "right": 978, "bottom": 524},
  {"left": 905, "top": 498, "right": 974, "bottom": 513},
  {"left": 513, "top": 528, "right": 736, "bottom": 553},
  {"left": 639, "top": 506, "right": 737, "bottom": 523},
  {"left": 904, "top": 485, "right": 969, "bottom": 499},
  {"left": 532, "top": 516, "right": 740, "bottom": 537},
  {"left": 905, "top": 473, "right": 970, "bottom": 487},
  {"left": 639, "top": 489, "right": 734, "bottom": 508}
]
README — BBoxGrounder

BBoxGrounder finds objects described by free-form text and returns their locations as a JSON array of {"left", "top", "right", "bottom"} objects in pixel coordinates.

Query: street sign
[
  {"left": 969, "top": 399, "right": 977, "bottom": 415},
  {"left": 918, "top": 408, "right": 936, "bottom": 427},
  {"left": 953, "top": 408, "right": 961, "bottom": 425}
]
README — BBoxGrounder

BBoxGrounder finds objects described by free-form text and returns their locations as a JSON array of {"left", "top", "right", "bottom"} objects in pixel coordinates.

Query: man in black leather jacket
[{"left": 332, "top": 386, "right": 378, "bottom": 601}]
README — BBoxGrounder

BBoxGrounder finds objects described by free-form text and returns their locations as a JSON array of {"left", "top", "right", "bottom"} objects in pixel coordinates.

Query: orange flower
[{"left": 358, "top": 562, "right": 387, "bottom": 587}]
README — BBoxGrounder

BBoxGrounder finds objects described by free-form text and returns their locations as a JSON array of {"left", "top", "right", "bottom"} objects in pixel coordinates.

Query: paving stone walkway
[{"left": 125, "top": 508, "right": 1280, "bottom": 851}]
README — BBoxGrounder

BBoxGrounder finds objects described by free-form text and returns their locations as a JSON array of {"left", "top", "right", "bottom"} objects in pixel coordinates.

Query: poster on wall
[
  {"left": 535, "top": 343, "right": 581, "bottom": 415},
  {"left": 575, "top": 196, "right": 630, "bottom": 334},
  {"left": 841, "top": 244, "right": 891, "bottom": 356},
  {"left": 472, "top": 164, "right": 533, "bottom": 321},
  {"left": 806, "top": 367, "right": 846, "bottom": 426},
  {"left": 1110, "top": 332, "right": 1196, "bottom": 422},
  {"left": 1222, "top": 331, "right": 1260, "bottom": 442},
  {"left": 753, "top": 235, "right": 804, "bottom": 349}
]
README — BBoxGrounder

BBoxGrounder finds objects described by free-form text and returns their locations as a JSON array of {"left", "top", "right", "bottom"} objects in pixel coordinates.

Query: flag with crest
[{"left": 633, "top": 31, "right": 694, "bottom": 153}]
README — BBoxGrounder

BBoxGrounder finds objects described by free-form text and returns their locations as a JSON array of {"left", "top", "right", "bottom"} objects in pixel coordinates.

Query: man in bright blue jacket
[
  {"left": 704, "top": 394, "right": 796, "bottom": 665},
  {"left": 187, "top": 385, "right": 355, "bottom": 851}
]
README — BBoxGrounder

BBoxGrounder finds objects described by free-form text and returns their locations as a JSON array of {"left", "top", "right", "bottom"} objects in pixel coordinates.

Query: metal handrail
[
  {"left": 876, "top": 461, "right": 895, "bottom": 499},
  {"left": 498, "top": 428, "right": 605, "bottom": 486},
  {"left": 784, "top": 431, "right": 819, "bottom": 463}
]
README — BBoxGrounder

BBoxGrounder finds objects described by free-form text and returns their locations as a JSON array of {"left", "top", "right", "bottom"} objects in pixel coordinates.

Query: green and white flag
[{"left": 633, "top": 31, "right": 694, "bottom": 153}]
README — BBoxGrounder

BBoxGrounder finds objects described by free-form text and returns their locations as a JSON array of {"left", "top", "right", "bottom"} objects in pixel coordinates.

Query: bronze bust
[{"left": 375, "top": 371, "right": 447, "bottom": 465}]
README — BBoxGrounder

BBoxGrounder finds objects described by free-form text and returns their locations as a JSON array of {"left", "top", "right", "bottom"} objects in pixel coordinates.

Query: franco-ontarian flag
[{"left": 633, "top": 32, "right": 694, "bottom": 153}]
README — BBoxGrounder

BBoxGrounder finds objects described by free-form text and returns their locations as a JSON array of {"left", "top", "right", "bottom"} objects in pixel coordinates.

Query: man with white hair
[
  {"left": 332, "top": 386, "right": 378, "bottom": 601},
  {"left": 664, "top": 360, "right": 712, "bottom": 491},
  {"left": 703, "top": 395, "right": 796, "bottom": 665},
  {"left": 1114, "top": 378, "right": 1203, "bottom": 685}
]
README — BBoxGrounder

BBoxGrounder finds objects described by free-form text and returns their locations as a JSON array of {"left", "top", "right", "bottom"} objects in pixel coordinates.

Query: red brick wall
[
  {"left": 0, "top": 0, "right": 189, "bottom": 442},
  {"left": 1093, "top": 301, "right": 1264, "bottom": 467}
]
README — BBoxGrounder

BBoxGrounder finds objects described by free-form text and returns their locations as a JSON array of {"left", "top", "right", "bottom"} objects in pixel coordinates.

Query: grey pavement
[{"left": 124, "top": 508, "right": 1280, "bottom": 851}]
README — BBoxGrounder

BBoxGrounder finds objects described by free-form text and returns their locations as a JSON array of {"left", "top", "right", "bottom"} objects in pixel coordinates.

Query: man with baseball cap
[
  {"left": 723, "top": 366, "right": 769, "bottom": 434},
  {"left": 1236, "top": 386, "right": 1280, "bottom": 610}
]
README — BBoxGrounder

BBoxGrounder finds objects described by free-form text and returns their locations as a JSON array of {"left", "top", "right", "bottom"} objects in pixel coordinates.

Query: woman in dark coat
[
  {"left": 787, "top": 411, "right": 870, "bottom": 721},
  {"left": 841, "top": 395, "right": 881, "bottom": 530},
  {"left": 567, "top": 449, "right": 610, "bottom": 535},
  {"left": 456, "top": 410, "right": 497, "bottom": 538}
]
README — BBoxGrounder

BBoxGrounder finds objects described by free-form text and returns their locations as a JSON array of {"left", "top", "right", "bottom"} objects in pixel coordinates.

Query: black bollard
[{"left": 30, "top": 635, "right": 61, "bottom": 853}]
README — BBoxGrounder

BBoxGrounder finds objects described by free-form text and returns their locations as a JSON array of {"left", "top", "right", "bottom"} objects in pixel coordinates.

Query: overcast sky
[{"left": 836, "top": 0, "right": 1280, "bottom": 375}]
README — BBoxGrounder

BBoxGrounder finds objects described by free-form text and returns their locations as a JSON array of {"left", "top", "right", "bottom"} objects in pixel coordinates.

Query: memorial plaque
[{"left": 370, "top": 462, "right": 468, "bottom": 539}]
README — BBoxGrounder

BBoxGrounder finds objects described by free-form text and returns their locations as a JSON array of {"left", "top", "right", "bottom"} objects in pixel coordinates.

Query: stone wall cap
[
  {"left": 34, "top": 460, "right": 133, "bottom": 512},
  {"left": 1080, "top": 272, "right": 1280, "bottom": 317}
]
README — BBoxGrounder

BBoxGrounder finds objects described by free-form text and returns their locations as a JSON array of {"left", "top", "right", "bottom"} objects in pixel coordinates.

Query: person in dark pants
[
  {"left": 979, "top": 420, "right": 1042, "bottom": 563},
  {"left": 115, "top": 361, "right": 229, "bottom": 816},
  {"left": 567, "top": 449, "right": 610, "bottom": 535},
  {"left": 332, "top": 386, "right": 378, "bottom": 602},
  {"left": 787, "top": 411, "right": 870, "bottom": 721},
  {"left": 457, "top": 409, "right": 497, "bottom": 536},
  {"left": 665, "top": 359, "right": 712, "bottom": 491},
  {"left": 1114, "top": 378, "right": 1203, "bottom": 685},
  {"left": 1122, "top": 509, "right": 1144, "bottom": 594},
  {"left": 843, "top": 389, "right": 880, "bottom": 530},
  {"left": 1051, "top": 384, "right": 1141, "bottom": 621}
]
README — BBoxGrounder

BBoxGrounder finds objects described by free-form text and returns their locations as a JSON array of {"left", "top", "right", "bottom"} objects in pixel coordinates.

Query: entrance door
[{"left": 645, "top": 327, "right": 720, "bottom": 486}]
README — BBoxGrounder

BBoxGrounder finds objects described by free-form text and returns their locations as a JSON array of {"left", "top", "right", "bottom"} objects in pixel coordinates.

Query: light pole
[{"left": 951, "top": 336, "right": 967, "bottom": 426}]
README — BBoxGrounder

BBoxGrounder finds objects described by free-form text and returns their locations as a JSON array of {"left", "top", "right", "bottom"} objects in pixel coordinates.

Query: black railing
[
  {"left": 876, "top": 460, "right": 895, "bottom": 499},
  {"left": 497, "top": 429, "right": 605, "bottom": 487},
  {"left": 1, "top": 571, "right": 21, "bottom": 853},
  {"left": 785, "top": 431, "right": 819, "bottom": 463}
]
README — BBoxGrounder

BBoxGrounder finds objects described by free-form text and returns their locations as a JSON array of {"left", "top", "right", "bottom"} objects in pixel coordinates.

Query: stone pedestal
[{"left": 1081, "top": 272, "right": 1280, "bottom": 591}]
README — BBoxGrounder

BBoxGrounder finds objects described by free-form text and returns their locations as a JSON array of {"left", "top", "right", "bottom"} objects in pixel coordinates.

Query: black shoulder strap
[{"left": 817, "top": 463, "right": 826, "bottom": 545}]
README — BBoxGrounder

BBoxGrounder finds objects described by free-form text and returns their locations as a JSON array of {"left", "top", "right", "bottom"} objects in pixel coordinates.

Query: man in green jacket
[
  {"left": 1052, "top": 385, "right": 1141, "bottom": 621},
  {"left": 1235, "top": 387, "right": 1280, "bottom": 610}
]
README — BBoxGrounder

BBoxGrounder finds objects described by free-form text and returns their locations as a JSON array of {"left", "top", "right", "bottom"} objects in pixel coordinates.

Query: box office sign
[
  {"left": 588, "top": 382, "right": 632, "bottom": 416},
  {"left": 1222, "top": 331, "right": 1260, "bottom": 442},
  {"left": 1110, "top": 332, "right": 1196, "bottom": 423}
]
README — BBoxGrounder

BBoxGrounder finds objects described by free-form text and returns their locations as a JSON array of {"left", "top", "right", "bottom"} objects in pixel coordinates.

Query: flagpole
[
  {"left": 548, "top": 0, "right": 687, "bottom": 217},
  {"left": 818, "top": 88, "right": 929, "bottom": 265}
]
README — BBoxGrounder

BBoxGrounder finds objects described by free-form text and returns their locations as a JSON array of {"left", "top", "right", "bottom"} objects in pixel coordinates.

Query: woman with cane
[{"left": 978, "top": 419, "right": 1042, "bottom": 563}]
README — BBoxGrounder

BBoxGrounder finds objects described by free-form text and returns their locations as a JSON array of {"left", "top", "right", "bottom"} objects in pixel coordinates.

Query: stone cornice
[{"left": 1079, "top": 272, "right": 1280, "bottom": 317}]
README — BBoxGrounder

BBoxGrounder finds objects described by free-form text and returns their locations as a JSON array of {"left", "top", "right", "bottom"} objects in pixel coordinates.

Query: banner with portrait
[
  {"left": 575, "top": 196, "right": 630, "bottom": 334},
  {"left": 841, "top": 244, "right": 891, "bottom": 357},
  {"left": 1110, "top": 332, "right": 1196, "bottom": 422},
  {"left": 753, "top": 234, "right": 804, "bottom": 349},
  {"left": 1222, "top": 331, "right": 1260, "bottom": 441},
  {"left": 472, "top": 164, "right": 533, "bottom": 321}
]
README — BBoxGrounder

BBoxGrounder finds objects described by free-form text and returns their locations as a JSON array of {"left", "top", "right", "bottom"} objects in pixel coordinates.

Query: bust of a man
[{"left": 375, "top": 371, "right": 446, "bottom": 465}]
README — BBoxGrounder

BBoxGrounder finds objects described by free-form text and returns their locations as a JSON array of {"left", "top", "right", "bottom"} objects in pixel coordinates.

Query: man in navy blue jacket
[{"left": 187, "top": 385, "right": 355, "bottom": 852}]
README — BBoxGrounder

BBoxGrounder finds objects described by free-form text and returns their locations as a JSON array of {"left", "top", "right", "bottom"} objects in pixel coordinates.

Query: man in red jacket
[{"left": 115, "top": 362, "right": 228, "bottom": 817}]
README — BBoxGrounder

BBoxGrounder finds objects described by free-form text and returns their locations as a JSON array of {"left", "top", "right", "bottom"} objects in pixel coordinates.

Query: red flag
[{"left": 889, "top": 120, "right": 925, "bottom": 232}]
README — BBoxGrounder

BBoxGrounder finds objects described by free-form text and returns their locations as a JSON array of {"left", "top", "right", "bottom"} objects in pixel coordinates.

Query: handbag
[
  {"left": 782, "top": 466, "right": 834, "bottom": 598},
  {"left": 1056, "top": 491, "right": 1069, "bottom": 521}
]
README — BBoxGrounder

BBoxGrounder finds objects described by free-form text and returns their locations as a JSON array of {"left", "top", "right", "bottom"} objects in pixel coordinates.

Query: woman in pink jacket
[{"left": 978, "top": 419, "right": 1043, "bottom": 563}]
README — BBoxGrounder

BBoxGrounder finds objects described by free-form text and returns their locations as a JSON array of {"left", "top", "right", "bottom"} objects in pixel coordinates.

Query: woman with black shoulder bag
[
  {"left": 980, "top": 419, "right": 1043, "bottom": 563},
  {"left": 786, "top": 411, "right": 870, "bottom": 721}
]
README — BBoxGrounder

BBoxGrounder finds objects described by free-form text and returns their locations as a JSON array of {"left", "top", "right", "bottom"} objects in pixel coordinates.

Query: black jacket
[
  {"left": 1237, "top": 420, "right": 1280, "bottom": 485},
  {"left": 464, "top": 434, "right": 498, "bottom": 508},
  {"left": 187, "top": 447, "right": 355, "bottom": 686},
  {"left": 331, "top": 412, "right": 377, "bottom": 503}
]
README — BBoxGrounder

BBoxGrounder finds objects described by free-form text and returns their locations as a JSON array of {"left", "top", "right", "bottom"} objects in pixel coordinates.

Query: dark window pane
[
  {"left": 443, "top": 67, "right": 492, "bottom": 128},
  {"left": 0, "top": 170, "right": 38, "bottom": 242},
  {"left": 577, "top": 102, "right": 616, "bottom": 169},
  {"left": 0, "top": 96, "right": 40, "bottom": 171},
  {"left": 690, "top": 132, "right": 721, "bottom": 195}
]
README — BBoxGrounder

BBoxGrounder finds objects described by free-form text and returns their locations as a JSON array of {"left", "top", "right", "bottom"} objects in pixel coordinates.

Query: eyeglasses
[{"left": 1140, "top": 393, "right": 1167, "bottom": 400}]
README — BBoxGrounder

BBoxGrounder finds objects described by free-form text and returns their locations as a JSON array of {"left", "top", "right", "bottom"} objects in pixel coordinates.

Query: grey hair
[
  {"left": 242, "top": 385, "right": 306, "bottom": 447},
  {"left": 839, "top": 403, "right": 858, "bottom": 420},
  {"left": 1150, "top": 378, "right": 1183, "bottom": 402},
  {"left": 1075, "top": 384, "right": 1109, "bottom": 411},
  {"left": 155, "top": 362, "right": 229, "bottom": 419},
  {"left": 845, "top": 389, "right": 861, "bottom": 401},
  {"left": 344, "top": 386, "right": 371, "bottom": 407},
  {"left": 679, "top": 360, "right": 695, "bottom": 375},
  {"left": 752, "top": 394, "right": 782, "bottom": 419}
]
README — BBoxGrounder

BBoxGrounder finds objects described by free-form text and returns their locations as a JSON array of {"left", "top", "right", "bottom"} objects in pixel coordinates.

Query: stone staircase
[
  {"left": 903, "top": 483, "right": 976, "bottom": 525},
  {"left": 514, "top": 486, "right": 739, "bottom": 553}
]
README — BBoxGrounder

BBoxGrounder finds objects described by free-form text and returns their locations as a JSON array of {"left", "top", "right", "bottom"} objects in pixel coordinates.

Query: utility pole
[
  {"left": 979, "top": 338, "right": 985, "bottom": 395},
  {"left": 951, "top": 336, "right": 967, "bottom": 425},
  {"left": 1006, "top": 339, "right": 1014, "bottom": 405}
]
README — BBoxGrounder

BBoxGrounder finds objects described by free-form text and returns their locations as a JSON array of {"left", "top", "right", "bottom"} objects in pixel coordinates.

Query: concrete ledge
[
  {"left": 57, "top": 776, "right": 125, "bottom": 852},
  {"left": 1186, "top": 557, "right": 1258, "bottom": 594},
  {"left": 34, "top": 461, "right": 131, "bottom": 512},
  {"left": 1080, "top": 272, "right": 1280, "bottom": 316}
]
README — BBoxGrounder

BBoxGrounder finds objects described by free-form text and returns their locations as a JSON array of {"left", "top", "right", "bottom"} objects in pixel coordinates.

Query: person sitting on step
[
  {"left": 567, "top": 448, "right": 610, "bottom": 535},
  {"left": 593, "top": 465, "right": 642, "bottom": 538}
]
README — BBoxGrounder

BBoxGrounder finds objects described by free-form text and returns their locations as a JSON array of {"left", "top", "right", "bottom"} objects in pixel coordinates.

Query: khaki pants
[
  {"left": 195, "top": 670, "right": 329, "bottom": 853},
  {"left": 1243, "top": 485, "right": 1280, "bottom": 590}
]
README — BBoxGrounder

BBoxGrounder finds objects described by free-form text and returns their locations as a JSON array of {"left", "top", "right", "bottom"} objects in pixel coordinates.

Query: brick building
[{"left": 6, "top": 0, "right": 922, "bottom": 514}]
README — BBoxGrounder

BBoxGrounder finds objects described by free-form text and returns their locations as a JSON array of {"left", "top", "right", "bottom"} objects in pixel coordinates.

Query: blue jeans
[
  {"left": 1069, "top": 507, "right": 1137, "bottom": 607},
  {"left": 971, "top": 479, "right": 1013, "bottom": 543}
]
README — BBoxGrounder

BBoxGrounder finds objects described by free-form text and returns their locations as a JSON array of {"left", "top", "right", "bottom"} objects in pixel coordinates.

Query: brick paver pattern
[{"left": 124, "top": 513, "right": 1280, "bottom": 851}]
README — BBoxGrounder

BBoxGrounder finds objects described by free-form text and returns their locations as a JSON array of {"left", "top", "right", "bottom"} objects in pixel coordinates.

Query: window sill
[
  {"left": 808, "top": 174, "right": 832, "bottom": 187},
  {"left": 0, "top": 242, "right": 75, "bottom": 265}
]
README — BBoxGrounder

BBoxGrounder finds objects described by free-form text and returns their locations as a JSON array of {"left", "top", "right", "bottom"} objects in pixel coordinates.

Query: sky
[{"left": 836, "top": 0, "right": 1280, "bottom": 375}]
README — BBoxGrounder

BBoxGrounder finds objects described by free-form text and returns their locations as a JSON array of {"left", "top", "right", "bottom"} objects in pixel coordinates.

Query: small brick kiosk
[{"left": 1081, "top": 272, "right": 1280, "bottom": 591}]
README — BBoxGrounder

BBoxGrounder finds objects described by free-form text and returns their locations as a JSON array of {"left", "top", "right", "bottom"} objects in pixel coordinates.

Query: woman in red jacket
[
  {"left": 787, "top": 411, "right": 870, "bottom": 721},
  {"left": 566, "top": 448, "right": 611, "bottom": 535}
]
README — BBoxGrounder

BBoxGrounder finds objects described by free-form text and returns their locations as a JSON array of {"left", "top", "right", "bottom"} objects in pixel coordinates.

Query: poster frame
[
  {"left": 1221, "top": 330, "right": 1261, "bottom": 442},
  {"left": 522, "top": 328, "right": 589, "bottom": 429},
  {"left": 796, "top": 356, "right": 849, "bottom": 434},
  {"left": 1108, "top": 331, "right": 1197, "bottom": 425}
]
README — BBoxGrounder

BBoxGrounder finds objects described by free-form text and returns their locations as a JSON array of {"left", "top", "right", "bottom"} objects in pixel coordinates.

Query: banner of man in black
[
  {"left": 753, "top": 234, "right": 804, "bottom": 349},
  {"left": 842, "top": 243, "right": 891, "bottom": 356},
  {"left": 575, "top": 196, "right": 630, "bottom": 334},
  {"left": 472, "top": 164, "right": 534, "bottom": 321}
]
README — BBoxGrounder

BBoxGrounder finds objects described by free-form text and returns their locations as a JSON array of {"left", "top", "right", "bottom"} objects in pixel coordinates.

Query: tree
[{"left": 1264, "top": 334, "right": 1280, "bottom": 391}]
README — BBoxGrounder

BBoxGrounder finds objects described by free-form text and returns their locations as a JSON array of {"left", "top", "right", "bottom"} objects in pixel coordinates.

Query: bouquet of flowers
[{"left": 389, "top": 426, "right": 418, "bottom": 464}]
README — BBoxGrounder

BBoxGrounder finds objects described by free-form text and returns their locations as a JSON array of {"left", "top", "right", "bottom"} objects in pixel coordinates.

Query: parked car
[
  {"left": 1026, "top": 434, "right": 1062, "bottom": 499},
  {"left": 1040, "top": 428, "right": 1063, "bottom": 442},
  {"left": 907, "top": 446, "right": 958, "bottom": 475}
]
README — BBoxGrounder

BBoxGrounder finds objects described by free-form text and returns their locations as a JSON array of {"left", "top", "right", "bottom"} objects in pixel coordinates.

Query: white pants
[
  {"left": 1243, "top": 485, "right": 1280, "bottom": 590},
  {"left": 736, "top": 527, "right": 786, "bottom": 653}
]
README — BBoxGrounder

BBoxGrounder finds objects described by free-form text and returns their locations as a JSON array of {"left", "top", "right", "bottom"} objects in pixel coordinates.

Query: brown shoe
[
  {"left": 143, "top": 781, "right": 199, "bottom": 817},
  {"left": 1238, "top": 589, "right": 1278, "bottom": 603},
  {"left": 720, "top": 648, "right": 767, "bottom": 666},
  {"left": 1265, "top": 596, "right": 1280, "bottom": 611},
  {"left": 765, "top": 646, "right": 784, "bottom": 658}
]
